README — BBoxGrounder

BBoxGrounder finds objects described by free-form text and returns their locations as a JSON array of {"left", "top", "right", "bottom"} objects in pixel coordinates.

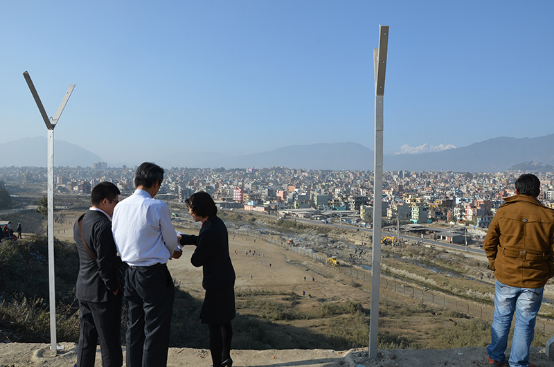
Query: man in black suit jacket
[{"left": 74, "top": 182, "right": 122, "bottom": 367}]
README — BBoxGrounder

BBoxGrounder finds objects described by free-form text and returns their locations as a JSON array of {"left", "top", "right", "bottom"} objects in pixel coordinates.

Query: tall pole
[
  {"left": 23, "top": 71, "right": 75, "bottom": 355},
  {"left": 396, "top": 209, "right": 400, "bottom": 242},
  {"left": 465, "top": 227, "right": 468, "bottom": 252},
  {"left": 369, "top": 25, "right": 388, "bottom": 359}
]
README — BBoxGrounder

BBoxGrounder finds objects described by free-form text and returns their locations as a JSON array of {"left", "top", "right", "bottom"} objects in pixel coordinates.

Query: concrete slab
[{"left": 546, "top": 335, "right": 554, "bottom": 360}]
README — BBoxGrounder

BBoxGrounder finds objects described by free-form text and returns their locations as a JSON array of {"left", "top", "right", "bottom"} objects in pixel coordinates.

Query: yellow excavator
[
  {"left": 381, "top": 236, "right": 396, "bottom": 245},
  {"left": 327, "top": 256, "right": 340, "bottom": 266}
]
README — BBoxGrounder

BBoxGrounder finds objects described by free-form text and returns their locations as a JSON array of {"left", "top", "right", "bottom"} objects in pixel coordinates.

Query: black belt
[{"left": 128, "top": 262, "right": 166, "bottom": 270}]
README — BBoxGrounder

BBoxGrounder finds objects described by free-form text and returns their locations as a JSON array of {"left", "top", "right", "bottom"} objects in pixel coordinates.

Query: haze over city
[{"left": 2, "top": 1, "right": 553, "bottom": 167}]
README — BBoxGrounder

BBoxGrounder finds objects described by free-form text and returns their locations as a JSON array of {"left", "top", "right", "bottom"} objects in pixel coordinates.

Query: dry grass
[{"left": 1, "top": 208, "right": 552, "bottom": 352}]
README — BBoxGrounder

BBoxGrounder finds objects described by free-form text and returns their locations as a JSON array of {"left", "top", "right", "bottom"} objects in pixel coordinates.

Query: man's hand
[{"left": 173, "top": 249, "right": 183, "bottom": 259}]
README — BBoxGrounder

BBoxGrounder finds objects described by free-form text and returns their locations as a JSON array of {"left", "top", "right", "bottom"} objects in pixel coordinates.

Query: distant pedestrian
[
  {"left": 304, "top": 276, "right": 306, "bottom": 281},
  {"left": 302, "top": 291, "right": 305, "bottom": 296},
  {"left": 269, "top": 263, "right": 271, "bottom": 268},
  {"left": 312, "top": 277, "right": 315, "bottom": 282},
  {"left": 16, "top": 223, "right": 22, "bottom": 239}
]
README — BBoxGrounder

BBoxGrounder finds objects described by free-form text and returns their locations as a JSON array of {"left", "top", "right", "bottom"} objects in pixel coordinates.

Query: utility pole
[
  {"left": 465, "top": 226, "right": 468, "bottom": 252},
  {"left": 393, "top": 208, "right": 400, "bottom": 245},
  {"left": 23, "top": 71, "right": 75, "bottom": 355},
  {"left": 369, "top": 24, "right": 389, "bottom": 359}
]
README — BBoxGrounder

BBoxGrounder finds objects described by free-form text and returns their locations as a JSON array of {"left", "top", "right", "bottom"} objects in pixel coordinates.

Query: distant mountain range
[
  {"left": 201, "top": 135, "right": 554, "bottom": 172},
  {"left": 382, "top": 135, "right": 554, "bottom": 172},
  {"left": 0, "top": 137, "right": 103, "bottom": 167},
  {"left": 3, "top": 135, "right": 554, "bottom": 172}
]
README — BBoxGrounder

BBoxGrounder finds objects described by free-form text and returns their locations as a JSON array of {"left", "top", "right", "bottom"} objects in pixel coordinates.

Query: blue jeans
[{"left": 487, "top": 280, "right": 544, "bottom": 367}]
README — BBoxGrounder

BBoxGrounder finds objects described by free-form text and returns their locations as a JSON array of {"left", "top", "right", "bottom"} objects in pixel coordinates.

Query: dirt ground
[
  {"left": 1, "top": 342, "right": 552, "bottom": 367},
  {"left": 2, "top": 210, "right": 553, "bottom": 366}
]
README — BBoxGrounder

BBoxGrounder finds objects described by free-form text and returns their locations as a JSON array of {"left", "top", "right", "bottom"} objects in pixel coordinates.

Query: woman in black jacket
[{"left": 179, "top": 191, "right": 236, "bottom": 367}]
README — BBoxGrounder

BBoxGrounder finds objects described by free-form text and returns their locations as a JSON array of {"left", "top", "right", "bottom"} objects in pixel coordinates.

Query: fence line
[{"left": 228, "top": 229, "right": 554, "bottom": 337}]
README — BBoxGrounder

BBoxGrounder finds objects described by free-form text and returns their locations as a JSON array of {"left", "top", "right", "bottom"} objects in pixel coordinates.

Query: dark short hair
[
  {"left": 91, "top": 182, "right": 120, "bottom": 206},
  {"left": 185, "top": 191, "right": 217, "bottom": 218},
  {"left": 134, "top": 162, "right": 164, "bottom": 188},
  {"left": 515, "top": 174, "right": 541, "bottom": 197}
]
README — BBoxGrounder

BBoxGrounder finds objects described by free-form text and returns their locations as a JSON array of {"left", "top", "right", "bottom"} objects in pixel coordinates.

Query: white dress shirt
[
  {"left": 89, "top": 207, "right": 111, "bottom": 220},
  {"left": 112, "top": 189, "right": 178, "bottom": 266}
]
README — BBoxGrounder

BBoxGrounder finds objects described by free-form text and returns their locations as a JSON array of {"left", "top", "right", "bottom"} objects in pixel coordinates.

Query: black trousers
[
  {"left": 125, "top": 263, "right": 174, "bottom": 367},
  {"left": 77, "top": 292, "right": 123, "bottom": 367}
]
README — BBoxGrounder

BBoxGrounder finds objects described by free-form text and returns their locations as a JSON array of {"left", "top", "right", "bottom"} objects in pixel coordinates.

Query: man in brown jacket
[{"left": 484, "top": 174, "right": 554, "bottom": 367}]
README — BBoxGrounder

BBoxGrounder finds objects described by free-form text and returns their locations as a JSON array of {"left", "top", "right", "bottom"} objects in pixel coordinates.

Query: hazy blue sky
[{"left": 2, "top": 1, "right": 553, "bottom": 166}]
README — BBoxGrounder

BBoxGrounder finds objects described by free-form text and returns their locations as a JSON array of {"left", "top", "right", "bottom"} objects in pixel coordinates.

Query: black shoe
[{"left": 222, "top": 357, "right": 233, "bottom": 367}]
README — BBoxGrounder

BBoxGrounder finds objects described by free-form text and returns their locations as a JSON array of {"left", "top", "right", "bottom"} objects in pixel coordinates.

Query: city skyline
[{"left": 2, "top": 1, "right": 553, "bottom": 166}]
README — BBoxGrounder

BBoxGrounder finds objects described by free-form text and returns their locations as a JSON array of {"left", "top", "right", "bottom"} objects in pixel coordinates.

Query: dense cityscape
[{"left": 2, "top": 165, "right": 554, "bottom": 231}]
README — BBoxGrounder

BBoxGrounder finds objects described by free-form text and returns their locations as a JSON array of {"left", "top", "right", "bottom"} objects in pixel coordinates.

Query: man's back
[
  {"left": 112, "top": 162, "right": 178, "bottom": 367},
  {"left": 484, "top": 194, "right": 554, "bottom": 288},
  {"left": 112, "top": 189, "right": 177, "bottom": 266},
  {"left": 74, "top": 210, "right": 119, "bottom": 302}
]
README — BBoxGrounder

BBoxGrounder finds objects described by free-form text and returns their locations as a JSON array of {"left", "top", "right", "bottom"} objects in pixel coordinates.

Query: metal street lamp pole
[
  {"left": 369, "top": 25, "right": 389, "bottom": 359},
  {"left": 23, "top": 71, "right": 75, "bottom": 355}
]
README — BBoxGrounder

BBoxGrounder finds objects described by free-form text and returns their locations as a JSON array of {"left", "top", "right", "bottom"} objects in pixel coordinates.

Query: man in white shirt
[{"left": 112, "top": 162, "right": 181, "bottom": 367}]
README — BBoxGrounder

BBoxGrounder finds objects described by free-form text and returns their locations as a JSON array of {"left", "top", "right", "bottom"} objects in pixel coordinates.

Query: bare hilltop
[{"left": 1, "top": 208, "right": 553, "bottom": 366}]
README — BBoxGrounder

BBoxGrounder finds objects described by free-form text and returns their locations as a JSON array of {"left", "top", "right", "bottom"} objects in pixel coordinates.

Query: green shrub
[
  {"left": 0, "top": 295, "right": 79, "bottom": 343},
  {"left": 378, "top": 330, "right": 418, "bottom": 349},
  {"left": 345, "top": 300, "right": 364, "bottom": 315},
  {"left": 0, "top": 236, "right": 78, "bottom": 303},
  {"left": 430, "top": 318, "right": 491, "bottom": 348}
]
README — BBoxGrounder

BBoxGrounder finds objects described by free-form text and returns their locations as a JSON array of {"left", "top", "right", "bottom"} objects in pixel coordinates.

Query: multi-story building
[
  {"left": 179, "top": 186, "right": 194, "bottom": 202},
  {"left": 78, "top": 180, "right": 91, "bottom": 194},
  {"left": 314, "top": 194, "right": 329, "bottom": 209},
  {"left": 233, "top": 186, "right": 245, "bottom": 203},
  {"left": 360, "top": 204, "right": 372, "bottom": 222},
  {"left": 276, "top": 190, "right": 287, "bottom": 201},
  {"left": 93, "top": 162, "right": 108, "bottom": 171},
  {"left": 348, "top": 195, "right": 370, "bottom": 211},
  {"left": 411, "top": 205, "right": 429, "bottom": 224},
  {"left": 476, "top": 215, "right": 493, "bottom": 228}
]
